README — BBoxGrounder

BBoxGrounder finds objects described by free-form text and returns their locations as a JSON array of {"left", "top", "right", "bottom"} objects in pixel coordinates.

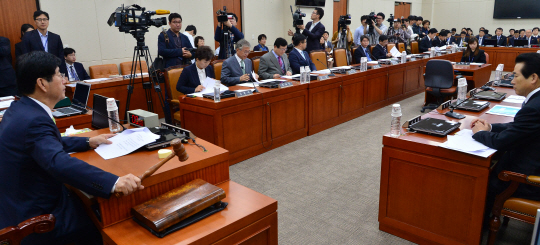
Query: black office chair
[{"left": 421, "top": 60, "right": 458, "bottom": 112}]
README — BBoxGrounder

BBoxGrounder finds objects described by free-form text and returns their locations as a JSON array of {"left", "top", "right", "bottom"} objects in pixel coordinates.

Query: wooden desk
[
  {"left": 481, "top": 46, "right": 540, "bottom": 71},
  {"left": 379, "top": 87, "right": 516, "bottom": 244},
  {"left": 55, "top": 110, "right": 93, "bottom": 132}
]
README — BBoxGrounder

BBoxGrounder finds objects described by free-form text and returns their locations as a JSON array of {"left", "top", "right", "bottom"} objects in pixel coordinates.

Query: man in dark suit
[
  {"left": 431, "top": 31, "right": 444, "bottom": 47},
  {"left": 258, "top": 38, "right": 292, "bottom": 80},
  {"left": 457, "top": 31, "right": 469, "bottom": 47},
  {"left": 288, "top": 7, "right": 325, "bottom": 52},
  {"left": 419, "top": 28, "right": 438, "bottom": 53},
  {"left": 15, "top": 24, "right": 34, "bottom": 59},
  {"left": 471, "top": 53, "right": 540, "bottom": 221},
  {"left": 215, "top": 13, "right": 244, "bottom": 59},
  {"left": 0, "top": 36, "right": 17, "bottom": 97},
  {"left": 0, "top": 51, "right": 143, "bottom": 244},
  {"left": 476, "top": 29, "right": 487, "bottom": 46},
  {"left": 354, "top": 35, "right": 376, "bottom": 63},
  {"left": 445, "top": 31, "right": 456, "bottom": 46},
  {"left": 372, "top": 35, "right": 392, "bottom": 60},
  {"left": 493, "top": 28, "right": 507, "bottom": 46},
  {"left": 158, "top": 13, "right": 194, "bottom": 68},
  {"left": 525, "top": 29, "right": 539, "bottom": 46},
  {"left": 288, "top": 34, "right": 317, "bottom": 74},
  {"left": 59, "top": 48, "right": 90, "bottom": 82},
  {"left": 21, "top": 11, "right": 64, "bottom": 61},
  {"left": 220, "top": 39, "right": 258, "bottom": 86},
  {"left": 176, "top": 46, "right": 215, "bottom": 94}
]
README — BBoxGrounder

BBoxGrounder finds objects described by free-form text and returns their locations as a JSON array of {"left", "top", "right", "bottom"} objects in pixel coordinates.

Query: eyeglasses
[
  {"left": 35, "top": 18, "right": 49, "bottom": 22},
  {"left": 277, "top": 47, "right": 287, "bottom": 51},
  {"left": 171, "top": 21, "right": 181, "bottom": 24}
]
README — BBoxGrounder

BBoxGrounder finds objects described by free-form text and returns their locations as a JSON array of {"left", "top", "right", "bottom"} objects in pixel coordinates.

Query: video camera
[
  {"left": 363, "top": 12, "right": 377, "bottom": 26},
  {"left": 338, "top": 14, "right": 351, "bottom": 29},
  {"left": 216, "top": 6, "right": 232, "bottom": 23},
  {"left": 290, "top": 5, "right": 306, "bottom": 33},
  {"left": 387, "top": 14, "right": 395, "bottom": 28},
  {"left": 107, "top": 4, "right": 168, "bottom": 34}
]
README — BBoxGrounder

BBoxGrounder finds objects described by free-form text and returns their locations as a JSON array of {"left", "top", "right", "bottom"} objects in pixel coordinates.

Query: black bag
[{"left": 151, "top": 30, "right": 169, "bottom": 72}]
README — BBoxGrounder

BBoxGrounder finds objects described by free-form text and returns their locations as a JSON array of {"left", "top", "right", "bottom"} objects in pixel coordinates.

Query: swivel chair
[{"left": 421, "top": 60, "right": 457, "bottom": 112}]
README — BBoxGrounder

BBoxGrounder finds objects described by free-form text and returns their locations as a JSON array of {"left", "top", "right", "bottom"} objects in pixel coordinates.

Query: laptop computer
[
  {"left": 513, "top": 39, "right": 529, "bottom": 47},
  {"left": 452, "top": 99, "right": 490, "bottom": 112},
  {"left": 474, "top": 91, "right": 507, "bottom": 101},
  {"left": 409, "top": 117, "right": 461, "bottom": 137},
  {"left": 52, "top": 83, "right": 91, "bottom": 118},
  {"left": 483, "top": 39, "right": 497, "bottom": 47},
  {"left": 92, "top": 94, "right": 120, "bottom": 129}
]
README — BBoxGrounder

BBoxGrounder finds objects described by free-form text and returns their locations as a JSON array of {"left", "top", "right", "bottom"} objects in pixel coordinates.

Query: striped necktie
[{"left": 240, "top": 60, "right": 245, "bottom": 74}]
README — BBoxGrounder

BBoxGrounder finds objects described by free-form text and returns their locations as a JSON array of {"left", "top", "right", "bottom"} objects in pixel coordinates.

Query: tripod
[{"left": 220, "top": 24, "right": 233, "bottom": 58}]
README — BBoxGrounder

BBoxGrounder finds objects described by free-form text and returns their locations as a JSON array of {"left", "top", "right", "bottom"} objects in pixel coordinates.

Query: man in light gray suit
[
  {"left": 258, "top": 37, "right": 293, "bottom": 80},
  {"left": 220, "top": 39, "right": 258, "bottom": 86}
]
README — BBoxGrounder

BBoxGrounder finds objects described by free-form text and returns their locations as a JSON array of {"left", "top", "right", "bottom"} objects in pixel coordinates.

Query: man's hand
[
  {"left": 195, "top": 85, "right": 205, "bottom": 92},
  {"left": 89, "top": 134, "right": 114, "bottom": 149},
  {"left": 386, "top": 53, "right": 393, "bottom": 58},
  {"left": 428, "top": 48, "right": 431, "bottom": 51},
  {"left": 224, "top": 20, "right": 232, "bottom": 28},
  {"left": 273, "top": 74, "right": 281, "bottom": 79},
  {"left": 286, "top": 71, "right": 292, "bottom": 76},
  {"left": 240, "top": 74, "right": 250, "bottom": 82},
  {"left": 471, "top": 119, "right": 491, "bottom": 133},
  {"left": 182, "top": 48, "right": 192, "bottom": 58},
  {"left": 115, "top": 174, "right": 144, "bottom": 196},
  {"left": 288, "top": 29, "right": 294, "bottom": 36},
  {"left": 297, "top": 25, "right": 305, "bottom": 30}
]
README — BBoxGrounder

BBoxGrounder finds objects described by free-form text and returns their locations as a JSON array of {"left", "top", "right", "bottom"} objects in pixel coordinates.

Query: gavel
[{"left": 115, "top": 138, "right": 189, "bottom": 197}]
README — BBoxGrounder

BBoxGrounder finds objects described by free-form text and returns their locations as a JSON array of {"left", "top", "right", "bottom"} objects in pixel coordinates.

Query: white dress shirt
[
  {"left": 309, "top": 21, "right": 319, "bottom": 32},
  {"left": 38, "top": 31, "right": 49, "bottom": 52},
  {"left": 524, "top": 87, "right": 540, "bottom": 105},
  {"left": 196, "top": 65, "right": 206, "bottom": 84}
]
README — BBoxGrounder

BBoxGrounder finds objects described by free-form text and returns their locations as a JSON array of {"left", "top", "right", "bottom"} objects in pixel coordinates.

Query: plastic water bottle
[
  {"left": 360, "top": 57, "right": 367, "bottom": 72},
  {"left": 390, "top": 104, "right": 402, "bottom": 137},
  {"left": 214, "top": 80, "right": 221, "bottom": 102},
  {"left": 457, "top": 78, "right": 467, "bottom": 103},
  {"left": 106, "top": 98, "right": 122, "bottom": 133},
  {"left": 299, "top": 66, "right": 305, "bottom": 83},
  {"left": 401, "top": 51, "right": 407, "bottom": 64},
  {"left": 429, "top": 49, "right": 435, "bottom": 58},
  {"left": 304, "top": 66, "right": 311, "bottom": 83}
]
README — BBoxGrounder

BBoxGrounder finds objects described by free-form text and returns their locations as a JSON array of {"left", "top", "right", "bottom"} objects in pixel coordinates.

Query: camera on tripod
[
  {"left": 290, "top": 6, "right": 306, "bottom": 32},
  {"left": 338, "top": 14, "right": 351, "bottom": 29},
  {"left": 216, "top": 6, "right": 233, "bottom": 23},
  {"left": 107, "top": 4, "right": 168, "bottom": 34},
  {"left": 387, "top": 14, "right": 395, "bottom": 28}
]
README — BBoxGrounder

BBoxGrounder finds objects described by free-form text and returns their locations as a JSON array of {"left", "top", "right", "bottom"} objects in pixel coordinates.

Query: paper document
[
  {"left": 439, "top": 129, "right": 497, "bottom": 158},
  {"left": 251, "top": 71, "right": 259, "bottom": 82},
  {"left": 0, "top": 96, "right": 14, "bottom": 101},
  {"left": 470, "top": 62, "right": 484, "bottom": 65},
  {"left": 188, "top": 77, "right": 229, "bottom": 97},
  {"left": 367, "top": 61, "right": 379, "bottom": 65},
  {"left": 503, "top": 95, "right": 526, "bottom": 104},
  {"left": 282, "top": 74, "right": 300, "bottom": 79},
  {"left": 332, "top": 66, "right": 352, "bottom": 69},
  {"left": 95, "top": 127, "right": 160, "bottom": 160},
  {"left": 0, "top": 100, "right": 14, "bottom": 108},
  {"left": 389, "top": 46, "right": 401, "bottom": 57},
  {"left": 83, "top": 78, "right": 111, "bottom": 83},
  {"left": 486, "top": 105, "right": 521, "bottom": 117},
  {"left": 311, "top": 69, "right": 331, "bottom": 74}
]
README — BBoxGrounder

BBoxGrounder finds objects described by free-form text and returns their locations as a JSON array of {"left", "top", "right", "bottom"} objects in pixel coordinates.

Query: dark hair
[
  {"left": 258, "top": 34, "right": 267, "bottom": 42},
  {"left": 394, "top": 19, "right": 402, "bottom": 24},
  {"left": 464, "top": 37, "right": 480, "bottom": 57},
  {"left": 360, "top": 35, "right": 369, "bottom": 42},
  {"left": 479, "top": 29, "right": 486, "bottom": 34},
  {"left": 440, "top": 30, "right": 449, "bottom": 36},
  {"left": 519, "top": 29, "right": 526, "bottom": 33},
  {"left": 274, "top": 37, "right": 287, "bottom": 48},
  {"left": 402, "top": 18, "right": 409, "bottom": 22},
  {"left": 16, "top": 51, "right": 60, "bottom": 96},
  {"left": 461, "top": 27, "right": 467, "bottom": 31},
  {"left": 293, "top": 33, "right": 307, "bottom": 46},
  {"left": 63, "top": 47, "right": 75, "bottom": 57},
  {"left": 428, "top": 28, "right": 438, "bottom": 34},
  {"left": 496, "top": 27, "right": 503, "bottom": 32},
  {"left": 33, "top": 10, "right": 49, "bottom": 20},
  {"left": 510, "top": 28, "right": 515, "bottom": 32},
  {"left": 460, "top": 31, "right": 467, "bottom": 35},
  {"left": 185, "top": 25, "right": 196, "bottom": 35},
  {"left": 377, "top": 12, "right": 385, "bottom": 20},
  {"left": 515, "top": 53, "right": 540, "bottom": 79},
  {"left": 467, "top": 28, "right": 472, "bottom": 31},
  {"left": 480, "top": 27, "right": 485, "bottom": 30},
  {"left": 323, "top": 31, "right": 329, "bottom": 35},
  {"left": 230, "top": 13, "right": 238, "bottom": 22},
  {"left": 194, "top": 46, "right": 214, "bottom": 61},
  {"left": 417, "top": 16, "right": 423, "bottom": 21},
  {"left": 422, "top": 20, "right": 430, "bottom": 26},
  {"left": 20, "top": 24, "right": 34, "bottom": 39},
  {"left": 378, "top": 35, "right": 388, "bottom": 42},
  {"left": 407, "top": 15, "right": 416, "bottom": 21},
  {"left": 361, "top": 15, "right": 368, "bottom": 22},
  {"left": 168, "top": 13, "right": 182, "bottom": 23},
  {"left": 314, "top": 7, "right": 324, "bottom": 19},
  {"left": 194, "top": 36, "right": 204, "bottom": 48},
  {"left": 451, "top": 28, "right": 456, "bottom": 31},
  {"left": 534, "top": 27, "right": 540, "bottom": 31}
]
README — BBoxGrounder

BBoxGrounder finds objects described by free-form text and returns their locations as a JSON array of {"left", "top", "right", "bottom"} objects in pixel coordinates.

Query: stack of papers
[
  {"left": 187, "top": 77, "right": 229, "bottom": 97},
  {"left": 83, "top": 78, "right": 111, "bottom": 83},
  {"left": 390, "top": 47, "right": 401, "bottom": 57},
  {"left": 486, "top": 105, "right": 521, "bottom": 117},
  {"left": 0, "top": 100, "right": 14, "bottom": 109},
  {"left": 311, "top": 69, "right": 331, "bottom": 74},
  {"left": 282, "top": 74, "right": 300, "bottom": 79},
  {"left": 95, "top": 127, "right": 160, "bottom": 160},
  {"left": 439, "top": 129, "right": 496, "bottom": 158},
  {"left": 503, "top": 95, "right": 526, "bottom": 104}
]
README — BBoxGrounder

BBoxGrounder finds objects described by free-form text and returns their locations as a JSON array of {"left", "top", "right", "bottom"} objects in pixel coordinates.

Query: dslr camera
[
  {"left": 107, "top": 4, "right": 167, "bottom": 34},
  {"left": 338, "top": 14, "right": 351, "bottom": 29}
]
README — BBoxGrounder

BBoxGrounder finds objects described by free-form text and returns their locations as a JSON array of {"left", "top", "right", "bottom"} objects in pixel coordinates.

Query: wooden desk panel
[
  {"left": 364, "top": 71, "right": 388, "bottom": 109},
  {"left": 55, "top": 111, "right": 93, "bottom": 132},
  {"left": 481, "top": 46, "right": 540, "bottom": 71},
  {"left": 388, "top": 67, "right": 405, "bottom": 99},
  {"left": 308, "top": 78, "right": 342, "bottom": 135}
]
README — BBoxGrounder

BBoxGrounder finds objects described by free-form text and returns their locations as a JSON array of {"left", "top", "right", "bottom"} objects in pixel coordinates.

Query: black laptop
[
  {"left": 92, "top": 94, "right": 120, "bottom": 129},
  {"left": 52, "top": 83, "right": 90, "bottom": 118},
  {"left": 202, "top": 90, "right": 236, "bottom": 100},
  {"left": 409, "top": 117, "right": 461, "bottom": 137},
  {"left": 474, "top": 91, "right": 507, "bottom": 101},
  {"left": 452, "top": 100, "right": 490, "bottom": 112},
  {"left": 483, "top": 39, "right": 497, "bottom": 47},
  {"left": 513, "top": 39, "right": 528, "bottom": 47}
]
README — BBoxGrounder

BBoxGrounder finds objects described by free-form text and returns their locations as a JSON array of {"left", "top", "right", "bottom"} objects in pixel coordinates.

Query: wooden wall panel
[
  {"left": 213, "top": 0, "right": 242, "bottom": 49},
  {"left": 394, "top": 2, "right": 411, "bottom": 20},
  {"left": 0, "top": 0, "right": 38, "bottom": 65}
]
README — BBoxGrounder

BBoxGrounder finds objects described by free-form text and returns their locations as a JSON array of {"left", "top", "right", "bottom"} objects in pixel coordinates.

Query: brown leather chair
[
  {"left": 89, "top": 64, "right": 119, "bottom": 79},
  {"left": 333, "top": 48, "right": 348, "bottom": 67},
  {"left": 398, "top": 43, "right": 406, "bottom": 53},
  {"left": 252, "top": 56, "right": 261, "bottom": 74},
  {"left": 351, "top": 47, "right": 358, "bottom": 64},
  {"left": 488, "top": 171, "right": 540, "bottom": 245},
  {"left": 164, "top": 67, "right": 185, "bottom": 125},
  {"left": 386, "top": 43, "right": 396, "bottom": 54},
  {"left": 411, "top": 41, "right": 419, "bottom": 54},
  {"left": 212, "top": 60, "right": 225, "bottom": 80},
  {"left": 0, "top": 214, "right": 55, "bottom": 245},
  {"left": 248, "top": 51, "right": 267, "bottom": 59},
  {"left": 119, "top": 61, "right": 148, "bottom": 75},
  {"left": 309, "top": 50, "right": 327, "bottom": 71},
  {"left": 485, "top": 52, "right": 490, "bottom": 64}
]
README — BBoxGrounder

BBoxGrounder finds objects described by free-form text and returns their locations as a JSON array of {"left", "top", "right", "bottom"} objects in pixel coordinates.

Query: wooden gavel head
[{"left": 171, "top": 138, "right": 189, "bottom": 162}]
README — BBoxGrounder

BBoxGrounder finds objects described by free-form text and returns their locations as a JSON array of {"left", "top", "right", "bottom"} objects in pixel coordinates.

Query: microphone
[
  {"left": 148, "top": 10, "right": 170, "bottom": 15},
  {"left": 316, "top": 59, "right": 336, "bottom": 76},
  {"left": 444, "top": 89, "right": 477, "bottom": 119},
  {"left": 248, "top": 74, "right": 260, "bottom": 93},
  {"left": 72, "top": 98, "right": 127, "bottom": 131}
]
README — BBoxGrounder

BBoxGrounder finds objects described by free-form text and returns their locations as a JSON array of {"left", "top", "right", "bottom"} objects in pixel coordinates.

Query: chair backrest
[
  {"left": 0, "top": 214, "right": 55, "bottom": 245},
  {"left": 212, "top": 60, "right": 224, "bottom": 80},
  {"left": 411, "top": 41, "right": 419, "bottom": 54},
  {"left": 351, "top": 47, "right": 358, "bottom": 64},
  {"left": 485, "top": 52, "right": 490, "bottom": 64},
  {"left": 248, "top": 51, "right": 267, "bottom": 59},
  {"left": 164, "top": 67, "right": 184, "bottom": 103},
  {"left": 398, "top": 43, "right": 406, "bottom": 53},
  {"left": 119, "top": 61, "right": 148, "bottom": 75},
  {"left": 89, "top": 64, "right": 119, "bottom": 79},
  {"left": 309, "top": 50, "right": 327, "bottom": 70},
  {"left": 369, "top": 45, "right": 375, "bottom": 53},
  {"left": 425, "top": 60, "right": 455, "bottom": 89},
  {"left": 252, "top": 56, "right": 261, "bottom": 74},
  {"left": 387, "top": 43, "right": 396, "bottom": 53},
  {"left": 333, "top": 48, "right": 348, "bottom": 67}
]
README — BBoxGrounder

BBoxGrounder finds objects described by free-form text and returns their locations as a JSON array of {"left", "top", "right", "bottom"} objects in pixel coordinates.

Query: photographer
[
  {"left": 385, "top": 19, "right": 410, "bottom": 47},
  {"left": 288, "top": 7, "right": 325, "bottom": 52},
  {"left": 214, "top": 13, "right": 244, "bottom": 59},
  {"left": 157, "top": 13, "right": 194, "bottom": 68},
  {"left": 353, "top": 15, "right": 369, "bottom": 46},
  {"left": 331, "top": 24, "right": 353, "bottom": 50},
  {"left": 367, "top": 12, "right": 388, "bottom": 45}
]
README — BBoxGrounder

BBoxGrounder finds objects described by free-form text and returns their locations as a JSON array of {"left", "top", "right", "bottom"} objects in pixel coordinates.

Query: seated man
[
  {"left": 419, "top": 28, "right": 438, "bottom": 52},
  {"left": 253, "top": 34, "right": 269, "bottom": 51},
  {"left": 457, "top": 31, "right": 469, "bottom": 47},
  {"left": 431, "top": 30, "right": 445, "bottom": 47},
  {"left": 354, "top": 35, "right": 376, "bottom": 63},
  {"left": 493, "top": 28, "right": 507, "bottom": 46},
  {"left": 59, "top": 48, "right": 90, "bottom": 82},
  {"left": 445, "top": 30, "right": 456, "bottom": 45},
  {"left": 158, "top": 13, "right": 193, "bottom": 68},
  {"left": 176, "top": 46, "right": 215, "bottom": 94},
  {"left": 220, "top": 39, "right": 258, "bottom": 86},
  {"left": 258, "top": 37, "right": 292, "bottom": 80},
  {"left": 372, "top": 35, "right": 393, "bottom": 60},
  {"left": 0, "top": 51, "right": 142, "bottom": 244},
  {"left": 471, "top": 53, "right": 540, "bottom": 220},
  {"left": 525, "top": 29, "right": 539, "bottom": 46},
  {"left": 288, "top": 33, "right": 317, "bottom": 74},
  {"left": 476, "top": 29, "right": 487, "bottom": 46}
]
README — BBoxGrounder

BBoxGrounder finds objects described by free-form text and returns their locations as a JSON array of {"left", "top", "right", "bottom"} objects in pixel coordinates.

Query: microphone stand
[
  {"left": 316, "top": 58, "right": 336, "bottom": 76},
  {"left": 249, "top": 75, "right": 259, "bottom": 93},
  {"left": 73, "top": 98, "right": 127, "bottom": 132},
  {"left": 444, "top": 89, "right": 477, "bottom": 119}
]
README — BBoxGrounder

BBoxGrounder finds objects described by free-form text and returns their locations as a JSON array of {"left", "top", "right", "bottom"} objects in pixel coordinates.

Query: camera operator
[
  {"left": 214, "top": 13, "right": 244, "bottom": 59},
  {"left": 331, "top": 24, "right": 353, "bottom": 50},
  {"left": 385, "top": 19, "right": 410, "bottom": 48},
  {"left": 367, "top": 12, "right": 388, "bottom": 45},
  {"left": 158, "top": 13, "right": 194, "bottom": 69},
  {"left": 288, "top": 7, "right": 325, "bottom": 52},
  {"left": 353, "top": 15, "right": 369, "bottom": 46}
]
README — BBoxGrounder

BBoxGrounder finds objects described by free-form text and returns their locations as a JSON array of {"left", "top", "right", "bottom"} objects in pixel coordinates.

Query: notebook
[
  {"left": 474, "top": 91, "right": 507, "bottom": 101},
  {"left": 409, "top": 118, "right": 461, "bottom": 137},
  {"left": 52, "top": 83, "right": 90, "bottom": 118}
]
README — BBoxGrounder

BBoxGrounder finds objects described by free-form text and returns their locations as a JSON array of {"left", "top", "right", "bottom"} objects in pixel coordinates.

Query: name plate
[
  {"left": 235, "top": 90, "right": 253, "bottom": 98},
  {"left": 410, "top": 57, "right": 416, "bottom": 61},
  {"left": 390, "top": 60, "right": 399, "bottom": 65},
  {"left": 278, "top": 81, "right": 293, "bottom": 88},
  {"left": 317, "top": 75, "right": 330, "bottom": 81},
  {"left": 346, "top": 69, "right": 357, "bottom": 75},
  {"left": 372, "top": 65, "right": 381, "bottom": 69},
  {"left": 123, "top": 74, "right": 140, "bottom": 79}
]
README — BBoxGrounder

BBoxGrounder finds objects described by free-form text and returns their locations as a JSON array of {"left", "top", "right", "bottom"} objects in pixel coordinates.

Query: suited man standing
[
  {"left": 493, "top": 28, "right": 507, "bottom": 46},
  {"left": 0, "top": 51, "right": 143, "bottom": 244},
  {"left": 419, "top": 28, "right": 438, "bottom": 52},
  {"left": 0, "top": 37, "right": 17, "bottom": 97},
  {"left": 59, "top": 48, "right": 90, "bottom": 82},
  {"left": 288, "top": 7, "right": 325, "bottom": 52},
  {"left": 21, "top": 11, "right": 64, "bottom": 61},
  {"left": 221, "top": 39, "right": 258, "bottom": 86},
  {"left": 158, "top": 13, "right": 194, "bottom": 68},
  {"left": 176, "top": 46, "right": 215, "bottom": 94},
  {"left": 258, "top": 38, "right": 292, "bottom": 80},
  {"left": 288, "top": 34, "right": 317, "bottom": 74},
  {"left": 354, "top": 35, "right": 376, "bottom": 63},
  {"left": 471, "top": 53, "right": 540, "bottom": 221}
]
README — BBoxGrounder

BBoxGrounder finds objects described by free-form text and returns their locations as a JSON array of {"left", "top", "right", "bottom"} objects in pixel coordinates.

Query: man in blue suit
[
  {"left": 288, "top": 34, "right": 317, "bottom": 75},
  {"left": 215, "top": 13, "right": 244, "bottom": 59},
  {"left": 220, "top": 39, "right": 258, "bottom": 86},
  {"left": 59, "top": 48, "right": 90, "bottom": 81},
  {"left": 288, "top": 7, "right": 325, "bottom": 52},
  {"left": 0, "top": 36, "right": 17, "bottom": 97},
  {"left": 21, "top": 11, "right": 64, "bottom": 61},
  {"left": 354, "top": 35, "right": 376, "bottom": 63},
  {"left": 0, "top": 51, "right": 143, "bottom": 244},
  {"left": 158, "top": 13, "right": 194, "bottom": 68},
  {"left": 176, "top": 46, "right": 215, "bottom": 94},
  {"left": 493, "top": 28, "right": 507, "bottom": 46}
]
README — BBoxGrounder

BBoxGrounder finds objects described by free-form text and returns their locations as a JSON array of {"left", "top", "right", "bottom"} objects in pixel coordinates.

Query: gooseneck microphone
[
  {"left": 444, "top": 89, "right": 477, "bottom": 119},
  {"left": 248, "top": 74, "right": 260, "bottom": 93},
  {"left": 72, "top": 98, "right": 127, "bottom": 131},
  {"left": 316, "top": 58, "right": 336, "bottom": 76}
]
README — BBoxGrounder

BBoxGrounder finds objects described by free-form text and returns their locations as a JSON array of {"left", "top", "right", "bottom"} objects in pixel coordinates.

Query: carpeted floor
[{"left": 229, "top": 78, "right": 534, "bottom": 244}]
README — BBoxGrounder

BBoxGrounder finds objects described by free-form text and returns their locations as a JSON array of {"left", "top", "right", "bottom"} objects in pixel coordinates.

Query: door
[
  {"left": 0, "top": 0, "right": 38, "bottom": 65},
  {"left": 213, "top": 0, "right": 242, "bottom": 49},
  {"left": 394, "top": 2, "right": 411, "bottom": 19}
]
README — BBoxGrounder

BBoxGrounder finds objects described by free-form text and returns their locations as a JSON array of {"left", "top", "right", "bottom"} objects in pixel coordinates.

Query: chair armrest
[
  {"left": 499, "top": 171, "right": 540, "bottom": 187},
  {"left": 170, "top": 99, "right": 179, "bottom": 105}
]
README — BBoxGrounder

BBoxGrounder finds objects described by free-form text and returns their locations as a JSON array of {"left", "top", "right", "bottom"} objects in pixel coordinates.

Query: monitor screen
[
  {"left": 295, "top": 0, "right": 325, "bottom": 7},
  {"left": 514, "top": 39, "right": 529, "bottom": 47},
  {"left": 92, "top": 94, "right": 120, "bottom": 129},
  {"left": 73, "top": 83, "right": 91, "bottom": 108},
  {"left": 494, "top": 0, "right": 540, "bottom": 19}
]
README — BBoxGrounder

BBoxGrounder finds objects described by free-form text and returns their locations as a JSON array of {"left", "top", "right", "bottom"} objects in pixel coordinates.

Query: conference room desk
[
  {"left": 481, "top": 46, "right": 540, "bottom": 71},
  {"left": 55, "top": 110, "right": 93, "bottom": 132},
  {"left": 70, "top": 127, "right": 278, "bottom": 245},
  {"left": 379, "top": 87, "right": 516, "bottom": 244}
]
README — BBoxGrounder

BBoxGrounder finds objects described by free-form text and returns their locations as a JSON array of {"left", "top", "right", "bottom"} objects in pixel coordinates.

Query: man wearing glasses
[
  {"left": 21, "top": 10, "right": 64, "bottom": 60},
  {"left": 258, "top": 37, "right": 293, "bottom": 80},
  {"left": 220, "top": 39, "right": 258, "bottom": 86},
  {"left": 158, "top": 13, "right": 194, "bottom": 68},
  {"left": 288, "top": 7, "right": 326, "bottom": 52},
  {"left": 367, "top": 12, "right": 388, "bottom": 45}
]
